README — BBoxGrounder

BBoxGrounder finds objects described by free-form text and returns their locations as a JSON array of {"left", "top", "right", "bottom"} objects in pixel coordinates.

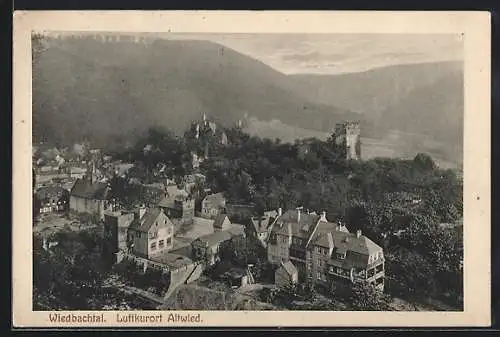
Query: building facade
[
  {"left": 127, "top": 206, "right": 175, "bottom": 259},
  {"left": 69, "top": 178, "right": 110, "bottom": 220},
  {"left": 191, "top": 224, "right": 245, "bottom": 267},
  {"left": 267, "top": 208, "right": 385, "bottom": 291},
  {"left": 35, "top": 186, "right": 69, "bottom": 214}
]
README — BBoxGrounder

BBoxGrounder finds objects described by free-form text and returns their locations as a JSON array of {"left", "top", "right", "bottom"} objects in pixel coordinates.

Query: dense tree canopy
[{"left": 109, "top": 124, "right": 463, "bottom": 306}]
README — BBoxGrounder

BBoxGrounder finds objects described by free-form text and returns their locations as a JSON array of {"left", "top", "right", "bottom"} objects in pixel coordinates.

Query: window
[
  {"left": 316, "top": 271, "right": 321, "bottom": 279},
  {"left": 167, "top": 237, "right": 172, "bottom": 245},
  {"left": 159, "top": 240, "right": 165, "bottom": 248},
  {"left": 150, "top": 242, "right": 157, "bottom": 250}
]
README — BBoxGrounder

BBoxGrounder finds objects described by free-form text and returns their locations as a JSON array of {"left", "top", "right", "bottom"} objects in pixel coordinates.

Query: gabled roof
[
  {"left": 330, "top": 231, "right": 382, "bottom": 256},
  {"left": 280, "top": 260, "right": 298, "bottom": 276},
  {"left": 270, "top": 210, "right": 322, "bottom": 240},
  {"left": 213, "top": 214, "right": 230, "bottom": 229},
  {"left": 250, "top": 215, "right": 273, "bottom": 234},
  {"left": 203, "top": 192, "right": 226, "bottom": 208},
  {"left": 128, "top": 207, "right": 167, "bottom": 233},
  {"left": 70, "top": 178, "right": 109, "bottom": 200}
]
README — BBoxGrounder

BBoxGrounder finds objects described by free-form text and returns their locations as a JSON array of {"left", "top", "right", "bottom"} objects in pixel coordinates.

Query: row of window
[{"left": 150, "top": 237, "right": 172, "bottom": 251}]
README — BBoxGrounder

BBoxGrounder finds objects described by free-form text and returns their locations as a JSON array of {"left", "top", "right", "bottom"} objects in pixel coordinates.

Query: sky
[
  {"left": 161, "top": 33, "right": 464, "bottom": 75},
  {"left": 47, "top": 32, "right": 464, "bottom": 75}
]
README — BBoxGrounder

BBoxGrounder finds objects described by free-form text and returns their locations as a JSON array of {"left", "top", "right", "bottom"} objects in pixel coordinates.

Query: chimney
[
  {"left": 320, "top": 211, "right": 327, "bottom": 222},
  {"left": 139, "top": 204, "right": 146, "bottom": 219},
  {"left": 297, "top": 208, "right": 301, "bottom": 222},
  {"left": 356, "top": 229, "right": 362, "bottom": 238},
  {"left": 277, "top": 207, "right": 282, "bottom": 217}
]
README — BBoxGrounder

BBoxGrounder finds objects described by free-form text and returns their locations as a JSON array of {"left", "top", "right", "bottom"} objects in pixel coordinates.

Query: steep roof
[
  {"left": 280, "top": 260, "right": 298, "bottom": 276},
  {"left": 250, "top": 215, "right": 273, "bottom": 234},
  {"left": 203, "top": 192, "right": 226, "bottom": 208},
  {"left": 213, "top": 214, "right": 230, "bottom": 229},
  {"left": 313, "top": 230, "right": 384, "bottom": 269},
  {"left": 270, "top": 210, "right": 320, "bottom": 240},
  {"left": 330, "top": 231, "right": 382, "bottom": 256},
  {"left": 128, "top": 207, "right": 165, "bottom": 233},
  {"left": 70, "top": 178, "right": 108, "bottom": 200}
]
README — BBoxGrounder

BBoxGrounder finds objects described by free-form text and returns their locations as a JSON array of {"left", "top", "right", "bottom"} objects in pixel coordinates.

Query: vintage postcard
[{"left": 12, "top": 11, "right": 490, "bottom": 327}]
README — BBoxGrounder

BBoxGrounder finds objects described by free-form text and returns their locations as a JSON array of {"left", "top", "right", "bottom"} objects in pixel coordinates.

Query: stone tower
[{"left": 334, "top": 121, "right": 361, "bottom": 160}]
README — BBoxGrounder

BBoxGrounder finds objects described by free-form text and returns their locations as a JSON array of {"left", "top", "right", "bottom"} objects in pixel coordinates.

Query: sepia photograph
[{"left": 13, "top": 11, "right": 490, "bottom": 327}]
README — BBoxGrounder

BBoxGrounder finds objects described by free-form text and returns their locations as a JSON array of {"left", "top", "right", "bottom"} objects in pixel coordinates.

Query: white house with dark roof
[{"left": 127, "top": 206, "right": 175, "bottom": 259}]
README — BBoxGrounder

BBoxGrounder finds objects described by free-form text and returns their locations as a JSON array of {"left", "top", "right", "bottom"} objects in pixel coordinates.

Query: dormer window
[{"left": 337, "top": 252, "right": 346, "bottom": 260}]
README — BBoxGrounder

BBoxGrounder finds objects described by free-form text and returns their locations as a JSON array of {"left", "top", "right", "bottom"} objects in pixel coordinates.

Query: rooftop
[
  {"left": 250, "top": 214, "right": 274, "bottom": 234},
  {"left": 70, "top": 178, "right": 109, "bottom": 200},
  {"left": 270, "top": 210, "right": 323, "bottom": 240},
  {"left": 128, "top": 207, "right": 166, "bottom": 232},
  {"left": 195, "top": 224, "right": 245, "bottom": 247},
  {"left": 280, "top": 260, "right": 298, "bottom": 276}
]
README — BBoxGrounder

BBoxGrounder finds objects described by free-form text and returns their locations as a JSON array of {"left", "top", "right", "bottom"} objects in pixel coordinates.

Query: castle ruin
[{"left": 334, "top": 121, "right": 361, "bottom": 160}]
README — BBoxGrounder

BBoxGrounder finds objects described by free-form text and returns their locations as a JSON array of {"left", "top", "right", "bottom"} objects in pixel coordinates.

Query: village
[{"left": 32, "top": 113, "right": 463, "bottom": 311}]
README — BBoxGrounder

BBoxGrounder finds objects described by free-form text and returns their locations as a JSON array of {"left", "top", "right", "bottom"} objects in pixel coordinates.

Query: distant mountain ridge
[
  {"left": 32, "top": 36, "right": 357, "bottom": 148},
  {"left": 32, "top": 35, "right": 463, "bottom": 167}
]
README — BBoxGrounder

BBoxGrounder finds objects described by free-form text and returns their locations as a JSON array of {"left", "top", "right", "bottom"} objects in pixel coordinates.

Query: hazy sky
[{"left": 162, "top": 33, "right": 463, "bottom": 75}]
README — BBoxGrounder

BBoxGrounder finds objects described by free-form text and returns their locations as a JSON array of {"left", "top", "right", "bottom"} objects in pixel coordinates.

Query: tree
[
  {"left": 385, "top": 248, "right": 436, "bottom": 298},
  {"left": 350, "top": 281, "right": 391, "bottom": 311},
  {"left": 413, "top": 153, "right": 436, "bottom": 171}
]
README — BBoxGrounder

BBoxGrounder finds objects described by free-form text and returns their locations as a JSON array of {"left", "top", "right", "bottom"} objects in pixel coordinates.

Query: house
[
  {"left": 127, "top": 206, "right": 175, "bottom": 259},
  {"left": 267, "top": 208, "right": 320, "bottom": 281},
  {"left": 246, "top": 213, "right": 275, "bottom": 248},
  {"left": 69, "top": 177, "right": 110, "bottom": 220},
  {"left": 190, "top": 224, "right": 245, "bottom": 266},
  {"left": 309, "top": 228, "right": 385, "bottom": 291},
  {"left": 35, "top": 186, "right": 69, "bottom": 214},
  {"left": 275, "top": 260, "right": 299, "bottom": 288},
  {"left": 201, "top": 192, "right": 226, "bottom": 219},
  {"left": 267, "top": 208, "right": 385, "bottom": 291},
  {"left": 158, "top": 185, "right": 195, "bottom": 224}
]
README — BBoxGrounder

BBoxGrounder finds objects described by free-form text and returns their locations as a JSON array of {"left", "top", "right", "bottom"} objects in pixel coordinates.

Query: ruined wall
[{"left": 334, "top": 121, "right": 361, "bottom": 160}]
